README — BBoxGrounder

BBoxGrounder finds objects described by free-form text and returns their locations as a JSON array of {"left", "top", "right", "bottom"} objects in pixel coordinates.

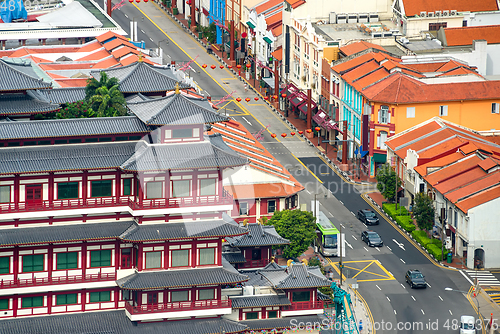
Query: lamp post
[
  {"left": 315, "top": 126, "right": 321, "bottom": 146},
  {"left": 157, "top": 39, "right": 169, "bottom": 64},
  {"left": 445, "top": 287, "right": 482, "bottom": 330}
]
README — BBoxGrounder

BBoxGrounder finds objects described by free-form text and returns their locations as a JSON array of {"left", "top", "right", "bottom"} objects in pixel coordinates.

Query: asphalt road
[{"left": 98, "top": 3, "right": 479, "bottom": 332}]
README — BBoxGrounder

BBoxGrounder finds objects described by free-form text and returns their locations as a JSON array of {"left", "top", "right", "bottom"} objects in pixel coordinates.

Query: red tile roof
[
  {"left": 77, "top": 49, "right": 112, "bottom": 61},
  {"left": 340, "top": 41, "right": 386, "bottom": 56},
  {"left": 453, "top": 183, "right": 500, "bottom": 213},
  {"left": 444, "top": 25, "right": 500, "bottom": 46},
  {"left": 286, "top": 0, "right": 305, "bottom": 9},
  {"left": 362, "top": 72, "right": 500, "bottom": 103},
  {"left": 401, "top": 0, "right": 498, "bottom": 17},
  {"left": 271, "top": 46, "right": 282, "bottom": 61},
  {"left": 256, "top": 0, "right": 282, "bottom": 15}
]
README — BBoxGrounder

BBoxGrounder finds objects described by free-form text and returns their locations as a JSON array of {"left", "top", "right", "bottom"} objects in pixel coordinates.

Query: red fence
[
  {"left": 282, "top": 301, "right": 324, "bottom": 311},
  {"left": 125, "top": 299, "right": 231, "bottom": 314},
  {"left": 0, "top": 272, "right": 116, "bottom": 289}
]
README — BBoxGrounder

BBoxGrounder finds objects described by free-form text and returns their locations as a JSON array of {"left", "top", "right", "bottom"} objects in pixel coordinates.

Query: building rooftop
[
  {"left": 260, "top": 263, "right": 331, "bottom": 289},
  {"left": 400, "top": 0, "right": 499, "bottom": 17},
  {"left": 340, "top": 41, "right": 387, "bottom": 56},
  {"left": 226, "top": 223, "right": 289, "bottom": 247},
  {"left": 443, "top": 25, "right": 500, "bottom": 47}
]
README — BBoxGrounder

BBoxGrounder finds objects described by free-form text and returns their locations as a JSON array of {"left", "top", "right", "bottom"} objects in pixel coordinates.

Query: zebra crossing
[{"left": 464, "top": 269, "right": 500, "bottom": 287}]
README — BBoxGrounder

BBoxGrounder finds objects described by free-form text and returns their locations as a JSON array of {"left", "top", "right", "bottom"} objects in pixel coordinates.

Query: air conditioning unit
[
  {"left": 329, "top": 12, "right": 337, "bottom": 24},
  {"left": 337, "top": 14, "right": 347, "bottom": 23},
  {"left": 450, "top": 10, "right": 457, "bottom": 16},
  {"left": 358, "top": 13, "right": 369, "bottom": 23},
  {"left": 347, "top": 14, "right": 358, "bottom": 23},
  {"left": 435, "top": 10, "right": 442, "bottom": 16},
  {"left": 442, "top": 10, "right": 449, "bottom": 16},
  {"left": 427, "top": 12, "right": 434, "bottom": 17},
  {"left": 369, "top": 13, "right": 379, "bottom": 22},
  {"left": 420, "top": 11, "right": 427, "bottom": 17}
]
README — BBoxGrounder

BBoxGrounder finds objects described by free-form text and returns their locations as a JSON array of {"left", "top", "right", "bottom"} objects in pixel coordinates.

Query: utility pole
[
  {"left": 441, "top": 207, "right": 446, "bottom": 263},
  {"left": 230, "top": 20, "right": 235, "bottom": 61},
  {"left": 339, "top": 223, "right": 343, "bottom": 286}
]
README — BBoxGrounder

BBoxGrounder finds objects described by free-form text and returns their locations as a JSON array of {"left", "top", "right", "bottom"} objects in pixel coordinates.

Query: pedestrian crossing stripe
[{"left": 464, "top": 270, "right": 500, "bottom": 286}]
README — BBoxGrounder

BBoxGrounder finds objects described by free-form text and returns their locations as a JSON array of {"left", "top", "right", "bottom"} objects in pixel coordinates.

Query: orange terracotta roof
[
  {"left": 26, "top": 55, "right": 52, "bottom": 63},
  {"left": 425, "top": 155, "right": 482, "bottom": 185},
  {"left": 340, "top": 41, "right": 386, "bottom": 56},
  {"left": 434, "top": 166, "right": 485, "bottom": 194},
  {"left": 418, "top": 136, "right": 468, "bottom": 160},
  {"left": 0, "top": 50, "right": 16, "bottom": 57},
  {"left": 77, "top": 40, "right": 102, "bottom": 52},
  {"left": 362, "top": 72, "right": 500, "bottom": 103},
  {"left": 286, "top": 0, "right": 305, "bottom": 9},
  {"left": 401, "top": 0, "right": 498, "bottom": 17},
  {"left": 455, "top": 183, "right": 500, "bottom": 213},
  {"left": 55, "top": 78, "right": 89, "bottom": 88},
  {"left": 414, "top": 152, "right": 464, "bottom": 176},
  {"left": 119, "top": 55, "right": 154, "bottom": 66},
  {"left": 436, "top": 67, "right": 480, "bottom": 77},
  {"left": 332, "top": 52, "right": 393, "bottom": 74},
  {"left": 272, "top": 24, "right": 282, "bottom": 37},
  {"left": 93, "top": 57, "right": 120, "bottom": 69},
  {"left": 387, "top": 120, "right": 442, "bottom": 153},
  {"left": 103, "top": 38, "right": 126, "bottom": 51},
  {"left": 444, "top": 25, "right": 500, "bottom": 47},
  {"left": 351, "top": 67, "right": 390, "bottom": 91},
  {"left": 271, "top": 46, "right": 282, "bottom": 61},
  {"left": 224, "top": 183, "right": 301, "bottom": 199},
  {"left": 403, "top": 62, "right": 448, "bottom": 73},
  {"left": 112, "top": 46, "right": 139, "bottom": 59},
  {"left": 40, "top": 63, "right": 96, "bottom": 70},
  {"left": 266, "top": 11, "right": 282, "bottom": 36},
  {"left": 95, "top": 31, "right": 128, "bottom": 43},
  {"left": 47, "top": 72, "right": 70, "bottom": 79},
  {"left": 342, "top": 60, "right": 381, "bottom": 85},
  {"left": 77, "top": 49, "right": 112, "bottom": 61},
  {"left": 256, "top": 0, "right": 282, "bottom": 15}
]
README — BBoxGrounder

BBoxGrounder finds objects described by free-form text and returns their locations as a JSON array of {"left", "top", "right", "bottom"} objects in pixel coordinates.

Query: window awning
[
  {"left": 372, "top": 153, "right": 387, "bottom": 163},
  {"left": 325, "top": 120, "right": 341, "bottom": 132},
  {"left": 263, "top": 36, "right": 273, "bottom": 44},
  {"left": 298, "top": 98, "right": 317, "bottom": 115},
  {"left": 289, "top": 92, "right": 307, "bottom": 107},
  {"left": 263, "top": 76, "right": 275, "bottom": 88},
  {"left": 247, "top": 21, "right": 256, "bottom": 29},
  {"left": 281, "top": 82, "right": 299, "bottom": 97},
  {"left": 312, "top": 110, "right": 327, "bottom": 125}
]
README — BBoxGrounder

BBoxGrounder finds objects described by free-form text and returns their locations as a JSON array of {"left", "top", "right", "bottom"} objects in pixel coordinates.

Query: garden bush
[
  {"left": 396, "top": 215, "right": 415, "bottom": 232},
  {"left": 426, "top": 243, "right": 448, "bottom": 261},
  {"left": 411, "top": 230, "right": 432, "bottom": 247},
  {"left": 382, "top": 203, "right": 410, "bottom": 220}
]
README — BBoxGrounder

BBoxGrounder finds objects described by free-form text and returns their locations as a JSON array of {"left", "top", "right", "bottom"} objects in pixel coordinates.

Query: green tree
[
  {"left": 34, "top": 101, "right": 95, "bottom": 120},
  {"left": 414, "top": 192, "right": 435, "bottom": 231},
  {"left": 89, "top": 85, "right": 127, "bottom": 117},
  {"left": 85, "top": 72, "right": 119, "bottom": 102},
  {"left": 265, "top": 210, "right": 316, "bottom": 259},
  {"left": 376, "top": 163, "right": 400, "bottom": 202}
]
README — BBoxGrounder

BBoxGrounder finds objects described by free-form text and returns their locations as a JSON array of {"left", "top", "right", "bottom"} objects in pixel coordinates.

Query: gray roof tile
[
  {"left": 230, "top": 294, "right": 291, "bottom": 308},
  {"left": 0, "top": 92, "right": 59, "bottom": 116},
  {"left": 260, "top": 263, "right": 331, "bottom": 289},
  {"left": 0, "top": 310, "right": 247, "bottom": 334},
  {"left": 222, "top": 252, "right": 246, "bottom": 263},
  {"left": 0, "top": 116, "right": 149, "bottom": 140},
  {"left": 243, "top": 270, "right": 273, "bottom": 287},
  {"left": 0, "top": 221, "right": 135, "bottom": 246},
  {"left": 127, "top": 93, "right": 228, "bottom": 125},
  {"left": 117, "top": 266, "right": 249, "bottom": 290},
  {"left": 226, "top": 224, "right": 289, "bottom": 247},
  {"left": 0, "top": 141, "right": 137, "bottom": 175},
  {"left": 91, "top": 62, "right": 189, "bottom": 93},
  {"left": 121, "top": 139, "right": 248, "bottom": 172},
  {"left": 240, "top": 315, "right": 326, "bottom": 331},
  {"left": 31, "top": 87, "right": 86, "bottom": 104},
  {"left": 0, "top": 59, "right": 51, "bottom": 91}
]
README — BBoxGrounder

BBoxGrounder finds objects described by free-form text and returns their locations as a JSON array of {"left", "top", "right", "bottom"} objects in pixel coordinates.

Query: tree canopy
[
  {"left": 414, "top": 192, "right": 435, "bottom": 231},
  {"left": 85, "top": 72, "right": 120, "bottom": 101},
  {"left": 265, "top": 210, "right": 316, "bottom": 259},
  {"left": 89, "top": 84, "right": 127, "bottom": 117},
  {"left": 376, "top": 163, "right": 400, "bottom": 202}
]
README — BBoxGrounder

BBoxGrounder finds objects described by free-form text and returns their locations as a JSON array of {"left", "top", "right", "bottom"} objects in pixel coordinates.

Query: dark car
[
  {"left": 405, "top": 269, "right": 427, "bottom": 289},
  {"left": 357, "top": 209, "right": 380, "bottom": 225},
  {"left": 361, "top": 230, "right": 383, "bottom": 247}
]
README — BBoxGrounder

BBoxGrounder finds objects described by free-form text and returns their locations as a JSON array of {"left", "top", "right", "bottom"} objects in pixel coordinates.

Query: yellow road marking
[{"left": 351, "top": 261, "right": 375, "bottom": 279}]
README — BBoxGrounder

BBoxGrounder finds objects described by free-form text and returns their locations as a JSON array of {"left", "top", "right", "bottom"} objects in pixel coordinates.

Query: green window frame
[
  {"left": 292, "top": 291, "right": 310, "bottom": 302},
  {"left": 90, "top": 250, "right": 111, "bottom": 268},
  {"left": 199, "top": 248, "right": 215, "bottom": 265},
  {"left": 85, "top": 138, "right": 98, "bottom": 143},
  {"left": 56, "top": 293, "right": 77, "bottom": 306},
  {"left": 268, "top": 310, "right": 277, "bottom": 318},
  {"left": 22, "top": 254, "right": 44, "bottom": 273},
  {"left": 171, "top": 290, "right": 189, "bottom": 302},
  {"left": 0, "top": 257, "right": 9, "bottom": 274},
  {"left": 68, "top": 138, "right": 82, "bottom": 143},
  {"left": 55, "top": 139, "right": 68, "bottom": 144},
  {"left": 129, "top": 135, "right": 142, "bottom": 140},
  {"left": 172, "top": 180, "right": 190, "bottom": 198},
  {"left": 21, "top": 296, "right": 43, "bottom": 308},
  {"left": 116, "top": 136, "right": 128, "bottom": 141},
  {"left": 57, "top": 182, "right": 79, "bottom": 200},
  {"left": 89, "top": 291, "right": 111, "bottom": 303},
  {"left": 171, "top": 249, "right": 189, "bottom": 267},
  {"left": 199, "top": 179, "right": 216, "bottom": 196},
  {"left": 56, "top": 252, "right": 78, "bottom": 270},
  {"left": 245, "top": 312, "right": 259, "bottom": 320},
  {"left": 91, "top": 180, "right": 112, "bottom": 198},
  {"left": 145, "top": 251, "right": 162, "bottom": 269},
  {"left": 123, "top": 178, "right": 132, "bottom": 196},
  {"left": 172, "top": 128, "right": 193, "bottom": 139},
  {"left": 0, "top": 186, "right": 10, "bottom": 204},
  {"left": 198, "top": 289, "right": 215, "bottom": 300},
  {"left": 0, "top": 299, "right": 8, "bottom": 310}
]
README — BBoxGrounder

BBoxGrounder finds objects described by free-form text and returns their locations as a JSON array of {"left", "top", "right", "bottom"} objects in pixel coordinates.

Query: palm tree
[
  {"left": 85, "top": 72, "right": 120, "bottom": 101},
  {"left": 89, "top": 84, "right": 127, "bottom": 117}
]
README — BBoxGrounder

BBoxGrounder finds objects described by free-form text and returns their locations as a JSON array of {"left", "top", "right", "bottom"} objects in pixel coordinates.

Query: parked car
[
  {"left": 361, "top": 230, "right": 383, "bottom": 247},
  {"left": 460, "top": 315, "right": 476, "bottom": 334},
  {"left": 357, "top": 209, "right": 379, "bottom": 225},
  {"left": 405, "top": 269, "right": 427, "bottom": 289}
]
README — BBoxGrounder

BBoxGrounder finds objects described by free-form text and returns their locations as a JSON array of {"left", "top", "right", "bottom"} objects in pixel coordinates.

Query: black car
[
  {"left": 357, "top": 209, "right": 379, "bottom": 225},
  {"left": 405, "top": 269, "right": 427, "bottom": 289},
  {"left": 361, "top": 230, "right": 383, "bottom": 247}
]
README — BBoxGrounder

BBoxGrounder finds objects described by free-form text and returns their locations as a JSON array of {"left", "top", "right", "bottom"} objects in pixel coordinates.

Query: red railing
[
  {"left": 125, "top": 299, "right": 231, "bottom": 315},
  {"left": 0, "top": 272, "right": 116, "bottom": 289},
  {"left": 0, "top": 190, "right": 233, "bottom": 214},
  {"left": 240, "top": 258, "right": 270, "bottom": 268},
  {"left": 282, "top": 301, "right": 324, "bottom": 311}
]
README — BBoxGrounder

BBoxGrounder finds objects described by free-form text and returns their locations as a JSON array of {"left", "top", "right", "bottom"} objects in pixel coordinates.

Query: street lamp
[
  {"left": 445, "top": 287, "right": 482, "bottom": 329},
  {"left": 157, "top": 39, "right": 169, "bottom": 64}
]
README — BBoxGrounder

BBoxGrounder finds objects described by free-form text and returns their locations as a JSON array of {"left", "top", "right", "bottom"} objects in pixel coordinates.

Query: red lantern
[
  {"left": 291, "top": 132, "right": 296, "bottom": 136},
  {"left": 273, "top": 95, "right": 278, "bottom": 100},
  {"left": 306, "top": 129, "right": 312, "bottom": 133},
  {"left": 210, "top": 65, "right": 216, "bottom": 69},
  {"left": 135, "top": 0, "right": 140, "bottom": 3},
  {"left": 222, "top": 238, "right": 226, "bottom": 243},
  {"left": 254, "top": 97, "right": 259, "bottom": 101},
  {"left": 202, "top": 64, "right": 207, "bottom": 68},
  {"left": 271, "top": 133, "right": 277, "bottom": 138},
  {"left": 298, "top": 130, "right": 304, "bottom": 135},
  {"left": 129, "top": 0, "right": 133, "bottom": 3},
  {"left": 228, "top": 65, "right": 232, "bottom": 69},
  {"left": 242, "top": 32, "right": 247, "bottom": 38},
  {"left": 236, "top": 97, "right": 242, "bottom": 102},
  {"left": 246, "top": 63, "right": 251, "bottom": 68},
  {"left": 236, "top": 64, "right": 242, "bottom": 69},
  {"left": 264, "top": 96, "right": 269, "bottom": 100},
  {"left": 281, "top": 133, "right": 287, "bottom": 138},
  {"left": 144, "top": 0, "right": 148, "bottom": 2},
  {"left": 245, "top": 98, "right": 251, "bottom": 102},
  {"left": 315, "top": 126, "right": 321, "bottom": 132},
  {"left": 281, "top": 93, "right": 287, "bottom": 98},
  {"left": 220, "top": 65, "right": 224, "bottom": 69}
]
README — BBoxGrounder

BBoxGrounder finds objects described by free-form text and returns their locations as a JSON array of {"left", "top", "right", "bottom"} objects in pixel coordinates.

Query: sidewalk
[{"left": 153, "top": 0, "right": 375, "bottom": 185}]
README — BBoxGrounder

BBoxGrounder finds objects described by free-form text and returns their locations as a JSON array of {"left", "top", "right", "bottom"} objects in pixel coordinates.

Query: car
[
  {"left": 357, "top": 209, "right": 379, "bottom": 225},
  {"left": 361, "top": 230, "right": 383, "bottom": 247},
  {"left": 405, "top": 269, "right": 427, "bottom": 289},
  {"left": 460, "top": 315, "right": 476, "bottom": 334}
]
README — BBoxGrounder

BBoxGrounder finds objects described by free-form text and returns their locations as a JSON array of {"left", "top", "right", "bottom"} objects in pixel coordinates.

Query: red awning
[
  {"left": 290, "top": 91, "right": 307, "bottom": 107},
  {"left": 312, "top": 110, "right": 327, "bottom": 125}
]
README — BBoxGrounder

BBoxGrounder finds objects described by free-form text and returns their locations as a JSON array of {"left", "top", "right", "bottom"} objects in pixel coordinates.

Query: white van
[{"left": 460, "top": 315, "right": 476, "bottom": 334}]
